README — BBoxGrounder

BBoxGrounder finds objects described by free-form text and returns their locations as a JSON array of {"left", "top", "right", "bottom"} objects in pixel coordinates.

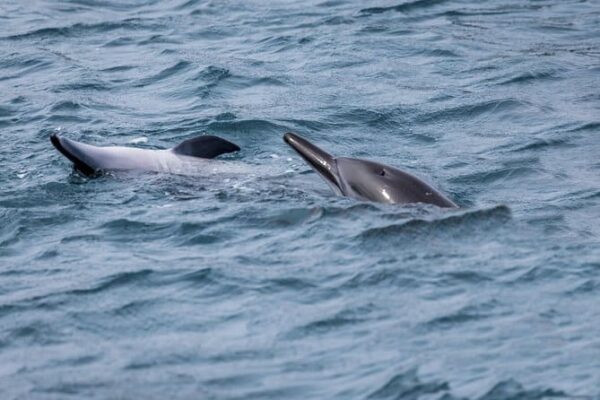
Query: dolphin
[
  {"left": 283, "top": 132, "right": 457, "bottom": 207},
  {"left": 51, "top": 134, "right": 241, "bottom": 177}
]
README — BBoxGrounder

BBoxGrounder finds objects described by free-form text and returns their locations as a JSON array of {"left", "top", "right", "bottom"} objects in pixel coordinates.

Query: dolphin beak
[{"left": 283, "top": 132, "right": 342, "bottom": 194}]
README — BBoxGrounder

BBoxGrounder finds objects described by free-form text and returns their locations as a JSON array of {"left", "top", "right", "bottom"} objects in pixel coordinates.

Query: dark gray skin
[{"left": 283, "top": 132, "right": 457, "bottom": 208}]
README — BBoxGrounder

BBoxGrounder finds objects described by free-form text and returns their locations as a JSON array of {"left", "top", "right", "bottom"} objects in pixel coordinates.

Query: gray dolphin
[
  {"left": 51, "top": 134, "right": 240, "bottom": 177},
  {"left": 283, "top": 132, "right": 457, "bottom": 207}
]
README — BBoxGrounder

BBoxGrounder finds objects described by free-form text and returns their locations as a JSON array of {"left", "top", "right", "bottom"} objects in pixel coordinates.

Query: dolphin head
[{"left": 284, "top": 132, "right": 457, "bottom": 207}]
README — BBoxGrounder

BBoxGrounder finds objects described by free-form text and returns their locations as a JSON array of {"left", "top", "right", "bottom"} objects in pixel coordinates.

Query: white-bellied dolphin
[
  {"left": 51, "top": 134, "right": 240, "bottom": 177},
  {"left": 283, "top": 132, "right": 457, "bottom": 207}
]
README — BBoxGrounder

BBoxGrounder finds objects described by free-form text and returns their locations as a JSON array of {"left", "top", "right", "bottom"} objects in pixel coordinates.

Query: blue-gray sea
[{"left": 1, "top": 0, "right": 599, "bottom": 399}]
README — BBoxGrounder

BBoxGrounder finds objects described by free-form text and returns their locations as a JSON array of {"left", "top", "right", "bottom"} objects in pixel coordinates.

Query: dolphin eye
[{"left": 379, "top": 169, "right": 385, "bottom": 176}]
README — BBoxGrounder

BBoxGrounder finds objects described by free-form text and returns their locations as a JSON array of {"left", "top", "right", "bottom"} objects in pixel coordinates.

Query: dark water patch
[
  {"left": 175, "top": 0, "right": 202, "bottom": 10},
  {"left": 0, "top": 267, "right": 64, "bottom": 277},
  {"left": 361, "top": 0, "right": 448, "bottom": 16},
  {"left": 97, "top": 219, "right": 183, "bottom": 243},
  {"left": 207, "top": 119, "right": 287, "bottom": 137},
  {"left": 124, "top": 351, "right": 203, "bottom": 370},
  {"left": 535, "top": 22, "right": 578, "bottom": 34},
  {"left": 415, "top": 99, "right": 524, "bottom": 124},
  {"left": 359, "top": 24, "right": 391, "bottom": 34},
  {"left": 317, "top": 0, "right": 348, "bottom": 7},
  {"left": 286, "top": 314, "right": 363, "bottom": 339},
  {"left": 188, "top": 26, "right": 233, "bottom": 40},
  {"left": 4, "top": 19, "right": 159, "bottom": 41},
  {"left": 134, "top": 60, "right": 192, "bottom": 88},
  {"left": 279, "top": 118, "right": 333, "bottom": 132},
  {"left": 496, "top": 67, "right": 566, "bottom": 86},
  {"left": 0, "top": 57, "right": 53, "bottom": 82},
  {"left": 177, "top": 232, "right": 221, "bottom": 246},
  {"left": 137, "top": 34, "right": 181, "bottom": 46},
  {"left": 102, "top": 36, "right": 136, "bottom": 47},
  {"left": 203, "top": 373, "right": 261, "bottom": 388},
  {"left": 355, "top": 206, "right": 511, "bottom": 248},
  {"left": 32, "top": 381, "right": 108, "bottom": 397},
  {"left": 214, "top": 112, "right": 236, "bottom": 121},
  {"left": 443, "top": 7, "right": 530, "bottom": 17},
  {"left": 0, "top": 105, "right": 15, "bottom": 118},
  {"left": 257, "top": 35, "right": 299, "bottom": 53},
  {"left": 417, "top": 48, "right": 461, "bottom": 58},
  {"left": 437, "top": 270, "right": 494, "bottom": 286},
  {"left": 68, "top": 269, "right": 155, "bottom": 296},
  {"left": 45, "top": 114, "right": 91, "bottom": 124},
  {"left": 341, "top": 265, "right": 421, "bottom": 290},
  {"left": 34, "top": 249, "right": 60, "bottom": 260},
  {"left": 367, "top": 368, "right": 449, "bottom": 399},
  {"left": 207, "top": 348, "right": 277, "bottom": 364},
  {"left": 49, "top": 100, "right": 84, "bottom": 113},
  {"left": 286, "top": 303, "right": 379, "bottom": 339},
  {"left": 52, "top": 354, "right": 101, "bottom": 368},
  {"left": 508, "top": 265, "right": 566, "bottom": 286},
  {"left": 566, "top": 279, "right": 600, "bottom": 296},
  {"left": 313, "top": 202, "right": 387, "bottom": 219},
  {"left": 9, "top": 96, "right": 28, "bottom": 104},
  {"left": 193, "top": 65, "right": 230, "bottom": 82},
  {"left": 567, "top": 121, "right": 600, "bottom": 133},
  {"left": 261, "top": 207, "right": 323, "bottom": 229},
  {"left": 110, "top": 298, "right": 160, "bottom": 317},
  {"left": 100, "top": 65, "right": 136, "bottom": 73},
  {"left": 60, "top": 233, "right": 103, "bottom": 244},
  {"left": 525, "top": 214, "right": 568, "bottom": 235},
  {"left": 181, "top": 65, "right": 236, "bottom": 98},
  {"left": 420, "top": 299, "right": 510, "bottom": 331},
  {"left": 61, "top": 0, "right": 162, "bottom": 11},
  {"left": 449, "top": 165, "right": 538, "bottom": 185},
  {"left": 2, "top": 321, "right": 66, "bottom": 347},
  {"left": 52, "top": 79, "right": 111, "bottom": 92},
  {"left": 323, "top": 16, "right": 355, "bottom": 26},
  {"left": 478, "top": 379, "right": 568, "bottom": 400},
  {"left": 257, "top": 277, "right": 318, "bottom": 295},
  {"left": 511, "top": 137, "right": 573, "bottom": 152},
  {"left": 176, "top": 267, "right": 216, "bottom": 286},
  {"left": 328, "top": 107, "right": 411, "bottom": 130}
]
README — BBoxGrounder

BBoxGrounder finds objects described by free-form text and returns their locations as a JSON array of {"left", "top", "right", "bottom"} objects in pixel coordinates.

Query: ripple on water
[
  {"left": 360, "top": 0, "right": 449, "bottom": 16},
  {"left": 4, "top": 19, "right": 159, "bottom": 41},
  {"left": 355, "top": 206, "right": 512, "bottom": 245}
]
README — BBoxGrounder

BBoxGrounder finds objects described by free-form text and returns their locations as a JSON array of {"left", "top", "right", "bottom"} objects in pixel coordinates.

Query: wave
[
  {"left": 356, "top": 205, "right": 511, "bottom": 242},
  {"left": 361, "top": 0, "right": 448, "bottom": 16},
  {"left": 3, "top": 19, "right": 160, "bottom": 41},
  {"left": 134, "top": 60, "right": 193, "bottom": 88},
  {"left": 415, "top": 99, "right": 524, "bottom": 124}
]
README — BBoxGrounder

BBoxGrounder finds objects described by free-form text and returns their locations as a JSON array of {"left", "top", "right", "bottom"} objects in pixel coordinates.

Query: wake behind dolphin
[
  {"left": 284, "top": 132, "right": 457, "bottom": 208},
  {"left": 51, "top": 134, "right": 241, "bottom": 177}
]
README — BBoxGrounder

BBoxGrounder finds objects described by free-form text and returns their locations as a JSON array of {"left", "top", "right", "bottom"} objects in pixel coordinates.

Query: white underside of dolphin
[{"left": 51, "top": 134, "right": 243, "bottom": 177}]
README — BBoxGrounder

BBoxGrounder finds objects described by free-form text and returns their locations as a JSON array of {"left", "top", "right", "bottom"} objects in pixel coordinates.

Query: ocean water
[{"left": 1, "top": 0, "right": 599, "bottom": 398}]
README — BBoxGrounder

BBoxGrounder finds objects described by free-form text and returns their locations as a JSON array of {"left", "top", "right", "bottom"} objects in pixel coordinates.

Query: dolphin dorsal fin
[{"left": 172, "top": 135, "right": 240, "bottom": 159}]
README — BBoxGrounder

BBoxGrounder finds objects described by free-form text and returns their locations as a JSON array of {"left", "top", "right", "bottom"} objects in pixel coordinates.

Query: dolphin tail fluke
[
  {"left": 50, "top": 134, "right": 98, "bottom": 176},
  {"left": 172, "top": 135, "right": 240, "bottom": 159}
]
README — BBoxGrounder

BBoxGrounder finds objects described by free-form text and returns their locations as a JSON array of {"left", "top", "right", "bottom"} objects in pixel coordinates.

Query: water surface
[{"left": 1, "top": 0, "right": 599, "bottom": 398}]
